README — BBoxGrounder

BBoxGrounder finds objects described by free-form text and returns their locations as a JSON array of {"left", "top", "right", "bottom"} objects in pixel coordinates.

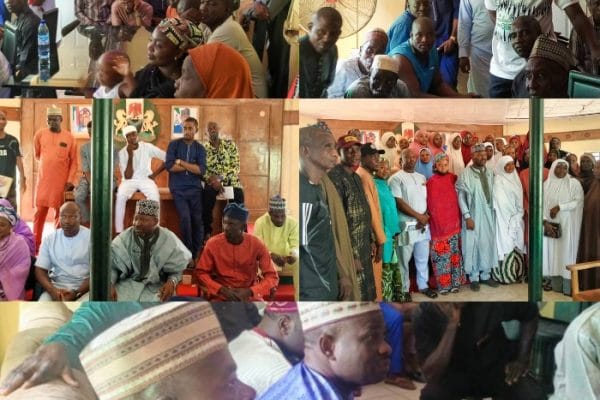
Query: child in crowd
[{"left": 93, "top": 50, "right": 133, "bottom": 99}]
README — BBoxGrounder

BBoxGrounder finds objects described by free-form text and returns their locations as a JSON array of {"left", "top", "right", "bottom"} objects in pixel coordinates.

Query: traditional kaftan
[
  {"left": 328, "top": 164, "right": 375, "bottom": 300},
  {"left": 111, "top": 226, "right": 188, "bottom": 301},
  {"left": 456, "top": 165, "right": 498, "bottom": 280}
]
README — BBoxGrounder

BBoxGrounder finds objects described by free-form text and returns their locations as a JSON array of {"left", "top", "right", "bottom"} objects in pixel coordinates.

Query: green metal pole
[
  {"left": 90, "top": 99, "right": 113, "bottom": 301},
  {"left": 529, "top": 98, "right": 543, "bottom": 302}
]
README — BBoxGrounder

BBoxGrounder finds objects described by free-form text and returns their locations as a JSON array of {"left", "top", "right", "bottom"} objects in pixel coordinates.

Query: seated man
[
  {"left": 551, "top": 303, "right": 600, "bottom": 399},
  {"left": 253, "top": 194, "right": 298, "bottom": 278},
  {"left": 414, "top": 303, "right": 545, "bottom": 400},
  {"left": 5, "top": 0, "right": 39, "bottom": 83},
  {"left": 110, "top": 0, "right": 153, "bottom": 27},
  {"left": 115, "top": 125, "right": 165, "bottom": 233},
  {"left": 229, "top": 301, "right": 304, "bottom": 396},
  {"left": 80, "top": 302, "right": 256, "bottom": 400},
  {"left": 525, "top": 35, "right": 573, "bottom": 98},
  {"left": 391, "top": 17, "right": 470, "bottom": 98},
  {"left": 327, "top": 28, "right": 388, "bottom": 98},
  {"left": 35, "top": 202, "right": 90, "bottom": 301},
  {"left": 197, "top": 203, "right": 279, "bottom": 301},
  {"left": 111, "top": 199, "right": 189, "bottom": 301},
  {"left": 299, "top": 7, "right": 342, "bottom": 98},
  {"left": 345, "top": 54, "right": 410, "bottom": 98},
  {"left": 259, "top": 302, "right": 391, "bottom": 399}
]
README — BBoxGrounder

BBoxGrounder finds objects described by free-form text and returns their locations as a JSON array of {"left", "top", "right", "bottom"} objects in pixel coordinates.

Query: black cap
[{"left": 361, "top": 143, "right": 385, "bottom": 155}]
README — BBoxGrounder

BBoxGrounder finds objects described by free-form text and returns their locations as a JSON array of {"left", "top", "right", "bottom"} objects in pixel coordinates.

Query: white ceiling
[{"left": 300, "top": 99, "right": 600, "bottom": 125}]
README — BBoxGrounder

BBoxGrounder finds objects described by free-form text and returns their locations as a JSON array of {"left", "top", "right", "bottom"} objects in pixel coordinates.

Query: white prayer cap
[
  {"left": 80, "top": 303, "right": 227, "bottom": 400},
  {"left": 299, "top": 302, "right": 381, "bottom": 332},
  {"left": 372, "top": 55, "right": 399, "bottom": 74},
  {"left": 122, "top": 125, "right": 138, "bottom": 136}
]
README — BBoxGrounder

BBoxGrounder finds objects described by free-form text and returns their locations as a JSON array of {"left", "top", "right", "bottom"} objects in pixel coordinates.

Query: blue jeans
[
  {"left": 173, "top": 188, "right": 204, "bottom": 259},
  {"left": 489, "top": 74, "right": 513, "bottom": 98}
]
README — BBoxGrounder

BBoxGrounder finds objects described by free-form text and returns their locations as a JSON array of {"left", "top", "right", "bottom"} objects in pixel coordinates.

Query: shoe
[
  {"left": 439, "top": 289, "right": 450, "bottom": 295},
  {"left": 470, "top": 281, "right": 480, "bottom": 292},
  {"left": 420, "top": 288, "right": 438, "bottom": 299},
  {"left": 450, "top": 287, "right": 460, "bottom": 294},
  {"left": 401, "top": 292, "right": 413, "bottom": 303},
  {"left": 481, "top": 279, "right": 499, "bottom": 288}
]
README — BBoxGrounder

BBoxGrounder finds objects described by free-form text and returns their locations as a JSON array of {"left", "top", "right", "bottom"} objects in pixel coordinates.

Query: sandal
[
  {"left": 439, "top": 289, "right": 450, "bottom": 295},
  {"left": 450, "top": 287, "right": 460, "bottom": 294},
  {"left": 420, "top": 288, "right": 438, "bottom": 299},
  {"left": 542, "top": 281, "right": 553, "bottom": 291}
]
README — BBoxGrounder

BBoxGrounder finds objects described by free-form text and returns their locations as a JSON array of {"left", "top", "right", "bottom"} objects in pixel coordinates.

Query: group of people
[
  {"left": 301, "top": 1, "right": 600, "bottom": 98},
  {"left": 2, "top": 301, "right": 597, "bottom": 400},
  {"left": 0, "top": 105, "right": 300, "bottom": 301},
  {"left": 0, "top": 0, "right": 293, "bottom": 98},
  {"left": 300, "top": 122, "right": 600, "bottom": 301}
]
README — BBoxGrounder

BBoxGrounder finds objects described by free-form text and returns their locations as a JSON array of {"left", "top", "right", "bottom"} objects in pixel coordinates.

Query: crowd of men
[
  {"left": 1, "top": 301, "right": 598, "bottom": 399},
  {"left": 0, "top": 105, "right": 299, "bottom": 301},
  {"left": 300, "top": 1, "right": 600, "bottom": 98},
  {"left": 300, "top": 122, "right": 600, "bottom": 301}
]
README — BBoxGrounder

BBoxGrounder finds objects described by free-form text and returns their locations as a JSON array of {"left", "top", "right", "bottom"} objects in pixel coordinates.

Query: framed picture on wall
[
  {"left": 70, "top": 104, "right": 92, "bottom": 136},
  {"left": 171, "top": 106, "right": 199, "bottom": 138}
]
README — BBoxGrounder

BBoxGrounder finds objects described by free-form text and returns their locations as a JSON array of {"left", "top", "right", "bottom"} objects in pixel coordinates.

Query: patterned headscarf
[
  {"left": 0, "top": 205, "right": 17, "bottom": 226},
  {"left": 157, "top": 17, "right": 208, "bottom": 51}
]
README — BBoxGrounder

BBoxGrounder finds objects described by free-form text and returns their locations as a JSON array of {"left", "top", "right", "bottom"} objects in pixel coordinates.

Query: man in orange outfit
[
  {"left": 33, "top": 105, "right": 77, "bottom": 250},
  {"left": 196, "top": 202, "right": 279, "bottom": 301}
]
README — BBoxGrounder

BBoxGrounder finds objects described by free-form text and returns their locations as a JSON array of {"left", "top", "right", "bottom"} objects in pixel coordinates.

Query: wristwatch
[{"left": 176, "top": 159, "right": 181, "bottom": 165}]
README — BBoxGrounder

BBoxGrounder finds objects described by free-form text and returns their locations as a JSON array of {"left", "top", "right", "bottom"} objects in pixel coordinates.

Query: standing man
[
  {"left": 356, "top": 142, "right": 386, "bottom": 300},
  {"left": 299, "top": 124, "right": 356, "bottom": 301},
  {"left": 328, "top": 133, "right": 376, "bottom": 301},
  {"left": 166, "top": 116, "right": 206, "bottom": 261},
  {"left": 432, "top": 0, "right": 460, "bottom": 88},
  {"left": 115, "top": 125, "right": 166, "bottom": 234},
  {"left": 0, "top": 110, "right": 25, "bottom": 211},
  {"left": 458, "top": 0, "right": 494, "bottom": 97},
  {"left": 389, "top": 148, "right": 436, "bottom": 301},
  {"left": 75, "top": 0, "right": 113, "bottom": 25},
  {"left": 456, "top": 143, "right": 499, "bottom": 291},
  {"left": 33, "top": 105, "right": 78, "bottom": 250},
  {"left": 203, "top": 121, "right": 244, "bottom": 238}
]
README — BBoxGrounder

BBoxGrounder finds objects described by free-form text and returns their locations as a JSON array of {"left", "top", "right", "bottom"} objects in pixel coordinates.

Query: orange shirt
[
  {"left": 196, "top": 233, "right": 279, "bottom": 300},
  {"left": 33, "top": 128, "right": 78, "bottom": 208}
]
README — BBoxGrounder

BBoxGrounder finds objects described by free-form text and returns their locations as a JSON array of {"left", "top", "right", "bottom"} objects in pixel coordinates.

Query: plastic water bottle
[{"left": 38, "top": 20, "right": 50, "bottom": 81}]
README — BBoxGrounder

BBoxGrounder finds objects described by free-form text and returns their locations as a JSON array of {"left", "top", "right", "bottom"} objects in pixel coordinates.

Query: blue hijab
[{"left": 415, "top": 148, "right": 433, "bottom": 180}]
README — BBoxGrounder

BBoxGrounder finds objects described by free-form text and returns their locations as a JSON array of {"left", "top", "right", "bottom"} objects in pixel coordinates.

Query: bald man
[{"left": 34, "top": 202, "right": 90, "bottom": 301}]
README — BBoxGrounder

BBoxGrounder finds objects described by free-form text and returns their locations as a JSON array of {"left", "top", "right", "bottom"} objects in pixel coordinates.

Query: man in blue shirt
[{"left": 165, "top": 116, "right": 206, "bottom": 261}]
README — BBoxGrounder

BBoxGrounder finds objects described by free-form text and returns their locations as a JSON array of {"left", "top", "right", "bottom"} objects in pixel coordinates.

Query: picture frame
[
  {"left": 171, "top": 106, "right": 199, "bottom": 139},
  {"left": 70, "top": 104, "right": 92, "bottom": 136}
]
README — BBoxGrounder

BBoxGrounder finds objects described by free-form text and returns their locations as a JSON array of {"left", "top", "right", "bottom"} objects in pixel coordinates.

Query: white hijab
[
  {"left": 380, "top": 131, "right": 398, "bottom": 170},
  {"left": 493, "top": 156, "right": 525, "bottom": 258},
  {"left": 445, "top": 132, "right": 464, "bottom": 175}
]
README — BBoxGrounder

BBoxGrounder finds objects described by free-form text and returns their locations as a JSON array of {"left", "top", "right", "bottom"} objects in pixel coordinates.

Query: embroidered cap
[
  {"left": 135, "top": 199, "right": 160, "bottom": 218},
  {"left": 372, "top": 55, "right": 399, "bottom": 74},
  {"left": 266, "top": 301, "right": 298, "bottom": 314},
  {"left": 80, "top": 303, "right": 227, "bottom": 400},
  {"left": 268, "top": 194, "right": 286, "bottom": 211},
  {"left": 298, "top": 302, "right": 381, "bottom": 332},
  {"left": 223, "top": 203, "right": 249, "bottom": 222},
  {"left": 46, "top": 105, "right": 62, "bottom": 116},
  {"left": 471, "top": 143, "right": 486, "bottom": 153},
  {"left": 529, "top": 35, "right": 573, "bottom": 71}
]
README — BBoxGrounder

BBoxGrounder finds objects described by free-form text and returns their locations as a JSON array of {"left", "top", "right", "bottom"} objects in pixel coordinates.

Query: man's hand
[
  {"left": 550, "top": 205, "right": 560, "bottom": 219},
  {"left": 218, "top": 287, "right": 252, "bottom": 301},
  {"left": 112, "top": 56, "right": 131, "bottom": 77},
  {"left": 437, "top": 38, "right": 456, "bottom": 54},
  {"left": 64, "top": 182, "right": 75, "bottom": 191},
  {"left": 126, "top": 143, "right": 136, "bottom": 154},
  {"left": 148, "top": 173, "right": 156, "bottom": 180},
  {"left": 270, "top": 253, "right": 286, "bottom": 267},
  {"left": 59, "top": 290, "right": 76, "bottom": 301},
  {"left": 416, "top": 213, "right": 429, "bottom": 226},
  {"left": 181, "top": 8, "right": 202, "bottom": 25},
  {"left": 437, "top": 303, "right": 462, "bottom": 327},
  {"left": 505, "top": 360, "right": 529, "bottom": 385},
  {"left": 0, "top": 343, "right": 78, "bottom": 396},
  {"left": 459, "top": 57, "right": 470, "bottom": 73},
  {"left": 158, "top": 280, "right": 175, "bottom": 302},
  {"left": 353, "top": 258, "right": 362, "bottom": 273},
  {"left": 207, "top": 176, "right": 223, "bottom": 192},
  {"left": 285, "top": 255, "right": 296, "bottom": 265},
  {"left": 465, "top": 218, "right": 475, "bottom": 230},
  {"left": 338, "top": 276, "right": 353, "bottom": 300}
]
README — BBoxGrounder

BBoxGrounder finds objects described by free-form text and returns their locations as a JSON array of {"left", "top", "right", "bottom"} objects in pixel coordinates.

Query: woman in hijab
[
  {"left": 542, "top": 159, "right": 584, "bottom": 295},
  {"left": 578, "top": 153, "right": 596, "bottom": 194},
  {"left": 428, "top": 132, "right": 445, "bottom": 156},
  {"left": 566, "top": 153, "right": 580, "bottom": 177},
  {"left": 174, "top": 42, "right": 254, "bottom": 98},
  {"left": 415, "top": 147, "right": 433, "bottom": 180},
  {"left": 493, "top": 156, "right": 525, "bottom": 282},
  {"left": 460, "top": 130, "right": 474, "bottom": 165},
  {"left": 127, "top": 17, "right": 210, "bottom": 98},
  {"left": 380, "top": 131, "right": 400, "bottom": 173},
  {"left": 577, "top": 159, "right": 600, "bottom": 290},
  {"left": 408, "top": 130, "right": 429, "bottom": 155},
  {"left": 509, "top": 135, "right": 524, "bottom": 165},
  {"left": 445, "top": 132, "right": 465, "bottom": 176},
  {"left": 0, "top": 204, "right": 30, "bottom": 300},
  {"left": 426, "top": 153, "right": 465, "bottom": 295},
  {"left": 544, "top": 149, "right": 561, "bottom": 169},
  {"left": 0, "top": 199, "right": 34, "bottom": 256}
]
